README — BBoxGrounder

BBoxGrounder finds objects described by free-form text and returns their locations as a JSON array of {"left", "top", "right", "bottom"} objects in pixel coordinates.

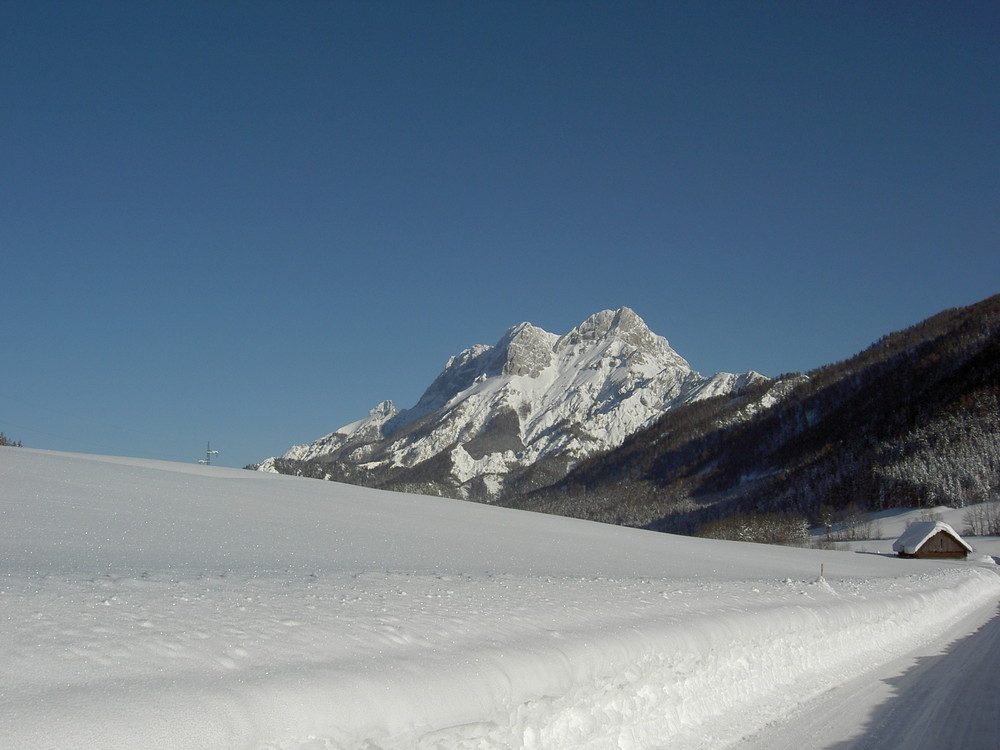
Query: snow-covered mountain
[{"left": 258, "top": 308, "right": 767, "bottom": 500}]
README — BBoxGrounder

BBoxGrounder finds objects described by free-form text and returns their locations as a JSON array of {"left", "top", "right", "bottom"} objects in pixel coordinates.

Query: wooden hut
[{"left": 892, "top": 521, "right": 972, "bottom": 559}]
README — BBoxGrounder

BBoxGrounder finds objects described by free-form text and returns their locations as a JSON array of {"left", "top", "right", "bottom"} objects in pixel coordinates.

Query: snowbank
[{"left": 3, "top": 449, "right": 999, "bottom": 749}]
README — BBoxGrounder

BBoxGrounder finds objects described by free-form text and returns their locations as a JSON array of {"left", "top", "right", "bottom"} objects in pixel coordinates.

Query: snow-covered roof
[{"left": 892, "top": 520, "right": 972, "bottom": 554}]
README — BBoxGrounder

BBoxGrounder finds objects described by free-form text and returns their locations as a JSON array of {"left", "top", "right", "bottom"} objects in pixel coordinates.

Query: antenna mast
[{"left": 198, "top": 441, "right": 220, "bottom": 465}]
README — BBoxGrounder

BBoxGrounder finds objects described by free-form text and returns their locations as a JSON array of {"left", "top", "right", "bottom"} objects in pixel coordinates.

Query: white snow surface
[{"left": 3, "top": 448, "right": 1000, "bottom": 750}]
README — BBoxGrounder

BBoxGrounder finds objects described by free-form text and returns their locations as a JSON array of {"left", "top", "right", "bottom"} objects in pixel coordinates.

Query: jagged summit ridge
[
  {"left": 264, "top": 308, "right": 768, "bottom": 500},
  {"left": 559, "top": 307, "right": 662, "bottom": 350}
]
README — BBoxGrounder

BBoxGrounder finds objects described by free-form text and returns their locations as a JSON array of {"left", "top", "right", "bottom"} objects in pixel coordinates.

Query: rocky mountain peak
[
  {"left": 368, "top": 400, "right": 398, "bottom": 421},
  {"left": 495, "top": 322, "right": 558, "bottom": 377},
  {"left": 557, "top": 307, "right": 652, "bottom": 348},
  {"left": 555, "top": 307, "right": 689, "bottom": 371}
]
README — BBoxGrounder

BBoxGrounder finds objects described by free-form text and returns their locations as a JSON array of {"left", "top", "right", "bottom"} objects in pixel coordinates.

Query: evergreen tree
[{"left": 0, "top": 432, "right": 23, "bottom": 447}]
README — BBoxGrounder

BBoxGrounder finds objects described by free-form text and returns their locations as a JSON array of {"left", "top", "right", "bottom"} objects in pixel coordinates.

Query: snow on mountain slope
[
  {"left": 267, "top": 308, "right": 768, "bottom": 499},
  {"left": 3, "top": 448, "right": 999, "bottom": 750}
]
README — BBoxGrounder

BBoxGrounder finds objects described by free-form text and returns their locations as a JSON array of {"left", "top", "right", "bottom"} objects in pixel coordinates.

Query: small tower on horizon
[{"left": 198, "top": 441, "right": 220, "bottom": 465}]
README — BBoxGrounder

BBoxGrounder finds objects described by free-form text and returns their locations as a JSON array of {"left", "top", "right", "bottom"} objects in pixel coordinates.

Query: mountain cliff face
[{"left": 257, "top": 308, "right": 768, "bottom": 501}]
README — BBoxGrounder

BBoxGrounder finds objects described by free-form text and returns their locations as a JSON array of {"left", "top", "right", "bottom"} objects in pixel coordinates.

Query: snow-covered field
[{"left": 2, "top": 449, "right": 998, "bottom": 750}]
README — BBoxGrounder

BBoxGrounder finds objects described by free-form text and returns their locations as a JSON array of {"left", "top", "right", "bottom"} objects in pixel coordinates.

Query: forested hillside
[{"left": 511, "top": 294, "right": 1000, "bottom": 536}]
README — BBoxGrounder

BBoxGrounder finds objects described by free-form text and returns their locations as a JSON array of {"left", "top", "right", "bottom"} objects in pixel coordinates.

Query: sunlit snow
[{"left": 2, "top": 448, "right": 998, "bottom": 749}]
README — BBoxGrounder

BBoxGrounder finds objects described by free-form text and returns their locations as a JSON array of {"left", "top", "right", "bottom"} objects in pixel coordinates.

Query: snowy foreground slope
[{"left": 2, "top": 449, "right": 998, "bottom": 750}]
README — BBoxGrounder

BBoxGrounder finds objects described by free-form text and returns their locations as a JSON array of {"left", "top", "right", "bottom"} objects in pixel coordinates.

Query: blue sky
[{"left": 3, "top": 1, "right": 998, "bottom": 469}]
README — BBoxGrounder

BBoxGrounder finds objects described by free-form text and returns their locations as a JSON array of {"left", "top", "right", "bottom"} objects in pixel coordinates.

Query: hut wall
[{"left": 913, "top": 531, "right": 968, "bottom": 559}]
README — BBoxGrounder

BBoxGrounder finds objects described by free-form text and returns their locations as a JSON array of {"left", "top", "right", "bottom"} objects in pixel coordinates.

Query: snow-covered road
[
  {"left": 2, "top": 449, "right": 999, "bottom": 749},
  {"left": 738, "top": 598, "right": 1000, "bottom": 750}
]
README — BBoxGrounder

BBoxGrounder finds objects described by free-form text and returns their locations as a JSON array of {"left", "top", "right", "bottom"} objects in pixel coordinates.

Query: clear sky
[{"left": 3, "top": 1, "right": 998, "bottom": 469}]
